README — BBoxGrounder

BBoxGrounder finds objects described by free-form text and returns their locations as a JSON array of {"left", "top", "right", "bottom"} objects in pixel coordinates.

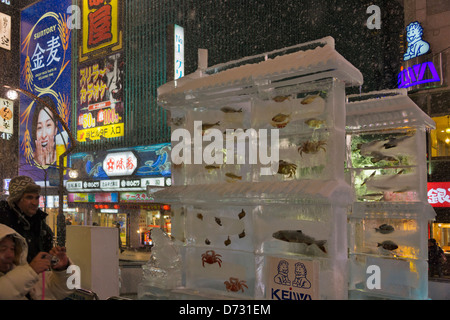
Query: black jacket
[{"left": 0, "top": 200, "right": 54, "bottom": 262}]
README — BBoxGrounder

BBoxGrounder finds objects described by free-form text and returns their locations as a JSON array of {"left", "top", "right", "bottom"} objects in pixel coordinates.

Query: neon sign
[
  {"left": 404, "top": 22, "right": 430, "bottom": 61},
  {"left": 428, "top": 182, "right": 450, "bottom": 208},
  {"left": 398, "top": 61, "right": 440, "bottom": 89},
  {"left": 103, "top": 151, "right": 138, "bottom": 176}
]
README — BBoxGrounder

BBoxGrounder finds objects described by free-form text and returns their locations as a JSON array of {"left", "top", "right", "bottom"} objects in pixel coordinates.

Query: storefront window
[
  {"left": 430, "top": 115, "right": 450, "bottom": 157},
  {"left": 432, "top": 223, "right": 450, "bottom": 253},
  {"left": 100, "top": 212, "right": 127, "bottom": 246}
]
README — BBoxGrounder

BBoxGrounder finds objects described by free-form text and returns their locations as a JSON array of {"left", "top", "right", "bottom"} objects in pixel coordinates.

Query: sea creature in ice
[
  {"left": 297, "top": 140, "right": 327, "bottom": 156},
  {"left": 215, "top": 217, "right": 222, "bottom": 226},
  {"left": 383, "top": 135, "right": 413, "bottom": 149},
  {"left": 272, "top": 230, "right": 327, "bottom": 253},
  {"left": 196, "top": 213, "right": 203, "bottom": 220},
  {"left": 238, "top": 230, "right": 246, "bottom": 239},
  {"left": 363, "top": 169, "right": 413, "bottom": 192},
  {"left": 361, "top": 171, "right": 376, "bottom": 186},
  {"left": 205, "top": 164, "right": 221, "bottom": 170},
  {"left": 301, "top": 94, "right": 319, "bottom": 105},
  {"left": 272, "top": 95, "right": 290, "bottom": 102},
  {"left": 200, "top": 121, "right": 220, "bottom": 135},
  {"left": 277, "top": 160, "right": 297, "bottom": 178},
  {"left": 377, "top": 240, "right": 398, "bottom": 251},
  {"left": 220, "top": 106, "right": 242, "bottom": 113},
  {"left": 170, "top": 116, "right": 185, "bottom": 126},
  {"left": 224, "top": 277, "right": 248, "bottom": 293},
  {"left": 205, "top": 239, "right": 211, "bottom": 245},
  {"left": 201, "top": 250, "right": 222, "bottom": 267},
  {"left": 305, "top": 118, "right": 326, "bottom": 129},
  {"left": 224, "top": 236, "right": 231, "bottom": 246},
  {"left": 271, "top": 113, "right": 291, "bottom": 128},
  {"left": 368, "top": 151, "right": 398, "bottom": 164},
  {"left": 225, "top": 172, "right": 242, "bottom": 181},
  {"left": 375, "top": 224, "right": 395, "bottom": 234},
  {"left": 238, "top": 209, "right": 246, "bottom": 219}
]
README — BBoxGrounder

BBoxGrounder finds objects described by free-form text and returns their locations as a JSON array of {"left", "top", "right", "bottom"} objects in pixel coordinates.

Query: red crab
[
  {"left": 201, "top": 250, "right": 222, "bottom": 267},
  {"left": 224, "top": 277, "right": 248, "bottom": 292}
]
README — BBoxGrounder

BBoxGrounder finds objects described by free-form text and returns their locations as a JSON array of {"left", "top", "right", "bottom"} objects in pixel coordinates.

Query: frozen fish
[
  {"left": 377, "top": 240, "right": 398, "bottom": 251},
  {"left": 375, "top": 224, "right": 395, "bottom": 234},
  {"left": 272, "top": 230, "right": 327, "bottom": 253}
]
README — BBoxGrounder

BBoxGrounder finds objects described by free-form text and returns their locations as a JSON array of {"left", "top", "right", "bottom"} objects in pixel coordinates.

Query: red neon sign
[{"left": 428, "top": 182, "right": 450, "bottom": 207}]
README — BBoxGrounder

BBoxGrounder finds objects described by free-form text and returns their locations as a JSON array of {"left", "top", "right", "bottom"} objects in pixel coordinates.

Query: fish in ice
[
  {"left": 301, "top": 94, "right": 319, "bottom": 105},
  {"left": 375, "top": 224, "right": 395, "bottom": 234},
  {"left": 272, "top": 230, "right": 327, "bottom": 253},
  {"left": 377, "top": 240, "right": 398, "bottom": 251},
  {"left": 220, "top": 106, "right": 242, "bottom": 113},
  {"left": 272, "top": 95, "right": 290, "bottom": 102},
  {"left": 305, "top": 118, "right": 325, "bottom": 129},
  {"left": 238, "top": 209, "right": 246, "bottom": 219},
  {"left": 224, "top": 236, "right": 231, "bottom": 246},
  {"left": 215, "top": 217, "right": 222, "bottom": 226},
  {"left": 225, "top": 172, "right": 242, "bottom": 181},
  {"left": 383, "top": 135, "right": 412, "bottom": 149}
]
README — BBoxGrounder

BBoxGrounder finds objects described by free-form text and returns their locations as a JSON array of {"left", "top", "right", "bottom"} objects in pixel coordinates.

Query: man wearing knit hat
[{"left": 0, "top": 176, "right": 54, "bottom": 262}]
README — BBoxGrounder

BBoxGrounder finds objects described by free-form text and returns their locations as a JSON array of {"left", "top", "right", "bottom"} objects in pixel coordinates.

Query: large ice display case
[
  {"left": 345, "top": 89, "right": 435, "bottom": 299},
  {"left": 142, "top": 37, "right": 363, "bottom": 300}
]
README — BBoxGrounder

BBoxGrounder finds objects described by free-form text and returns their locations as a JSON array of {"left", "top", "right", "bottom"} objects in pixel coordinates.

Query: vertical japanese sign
[
  {"left": 77, "top": 53, "right": 124, "bottom": 141},
  {"left": 19, "top": 0, "right": 72, "bottom": 180},
  {"left": 80, "top": 0, "right": 122, "bottom": 62},
  {"left": 0, "top": 98, "right": 13, "bottom": 140},
  {"left": 0, "top": 12, "right": 11, "bottom": 50},
  {"left": 174, "top": 24, "right": 184, "bottom": 80},
  {"left": 267, "top": 256, "right": 319, "bottom": 300}
]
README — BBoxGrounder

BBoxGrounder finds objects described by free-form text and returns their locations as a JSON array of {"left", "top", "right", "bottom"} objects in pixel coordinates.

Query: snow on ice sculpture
[
  {"left": 346, "top": 89, "right": 436, "bottom": 300},
  {"left": 151, "top": 37, "right": 363, "bottom": 300}
]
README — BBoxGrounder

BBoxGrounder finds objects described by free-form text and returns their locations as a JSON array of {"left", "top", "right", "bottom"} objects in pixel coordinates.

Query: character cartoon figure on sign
[
  {"left": 274, "top": 260, "right": 291, "bottom": 286},
  {"left": 403, "top": 21, "right": 430, "bottom": 61},
  {"left": 292, "top": 262, "right": 311, "bottom": 289}
]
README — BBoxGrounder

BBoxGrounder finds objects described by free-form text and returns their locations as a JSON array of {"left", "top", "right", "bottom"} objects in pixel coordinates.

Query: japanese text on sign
[{"left": 428, "top": 182, "right": 450, "bottom": 207}]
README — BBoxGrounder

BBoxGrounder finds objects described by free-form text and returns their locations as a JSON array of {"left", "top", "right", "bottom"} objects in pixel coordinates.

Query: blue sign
[
  {"left": 398, "top": 61, "right": 440, "bottom": 89},
  {"left": 19, "top": 0, "right": 72, "bottom": 182},
  {"left": 404, "top": 22, "right": 430, "bottom": 61},
  {"left": 70, "top": 143, "right": 171, "bottom": 180}
]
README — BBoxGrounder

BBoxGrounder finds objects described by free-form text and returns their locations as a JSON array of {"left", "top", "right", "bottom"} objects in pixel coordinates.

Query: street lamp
[{"left": 3, "top": 85, "right": 77, "bottom": 246}]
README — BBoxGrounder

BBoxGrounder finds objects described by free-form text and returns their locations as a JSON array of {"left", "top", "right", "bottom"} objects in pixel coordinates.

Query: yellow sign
[
  {"left": 80, "top": 0, "right": 122, "bottom": 62},
  {"left": 77, "top": 122, "right": 124, "bottom": 142}
]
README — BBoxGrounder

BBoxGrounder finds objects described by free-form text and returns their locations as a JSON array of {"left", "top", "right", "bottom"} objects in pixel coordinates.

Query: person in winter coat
[
  {"left": 428, "top": 238, "right": 445, "bottom": 278},
  {"left": 0, "top": 176, "right": 54, "bottom": 262},
  {"left": 0, "top": 224, "right": 74, "bottom": 300}
]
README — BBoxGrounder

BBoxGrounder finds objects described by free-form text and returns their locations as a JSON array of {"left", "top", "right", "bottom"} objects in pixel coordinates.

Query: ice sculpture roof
[
  {"left": 346, "top": 89, "right": 436, "bottom": 132},
  {"left": 158, "top": 37, "right": 363, "bottom": 105},
  {"left": 150, "top": 179, "right": 351, "bottom": 206}
]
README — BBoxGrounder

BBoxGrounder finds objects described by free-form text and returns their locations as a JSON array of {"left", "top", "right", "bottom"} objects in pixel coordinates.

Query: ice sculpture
[
  {"left": 147, "top": 37, "right": 364, "bottom": 300},
  {"left": 138, "top": 228, "right": 181, "bottom": 299},
  {"left": 346, "top": 89, "right": 435, "bottom": 299}
]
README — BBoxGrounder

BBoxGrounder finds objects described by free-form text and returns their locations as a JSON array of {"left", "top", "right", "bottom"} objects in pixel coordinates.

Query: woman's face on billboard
[
  {"left": 35, "top": 106, "right": 57, "bottom": 166},
  {"left": 36, "top": 107, "right": 56, "bottom": 147}
]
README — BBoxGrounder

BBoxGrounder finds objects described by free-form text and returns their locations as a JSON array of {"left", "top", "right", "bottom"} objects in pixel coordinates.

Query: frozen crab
[
  {"left": 298, "top": 140, "right": 327, "bottom": 156},
  {"left": 277, "top": 160, "right": 297, "bottom": 178}
]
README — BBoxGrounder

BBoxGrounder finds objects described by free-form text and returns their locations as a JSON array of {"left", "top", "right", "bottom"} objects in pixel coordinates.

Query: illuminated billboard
[
  {"left": 77, "top": 52, "right": 124, "bottom": 142},
  {"left": 19, "top": 0, "right": 72, "bottom": 181},
  {"left": 79, "top": 0, "right": 123, "bottom": 62}
]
